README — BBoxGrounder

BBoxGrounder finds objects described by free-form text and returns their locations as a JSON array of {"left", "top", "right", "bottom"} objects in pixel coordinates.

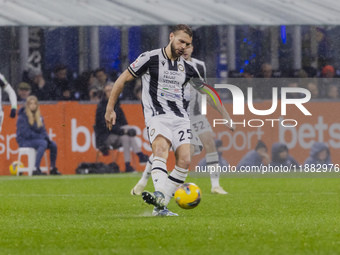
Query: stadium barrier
[{"left": 0, "top": 101, "right": 339, "bottom": 175}]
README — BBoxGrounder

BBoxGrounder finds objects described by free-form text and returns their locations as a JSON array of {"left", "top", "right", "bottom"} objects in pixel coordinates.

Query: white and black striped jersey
[
  {"left": 128, "top": 47, "right": 203, "bottom": 123},
  {"left": 183, "top": 58, "right": 207, "bottom": 117},
  {"left": 0, "top": 73, "right": 10, "bottom": 111}
]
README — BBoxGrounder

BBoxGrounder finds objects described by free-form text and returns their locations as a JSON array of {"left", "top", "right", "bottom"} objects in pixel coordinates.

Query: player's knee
[
  {"left": 153, "top": 144, "right": 168, "bottom": 158},
  {"left": 204, "top": 138, "right": 216, "bottom": 153},
  {"left": 152, "top": 137, "right": 170, "bottom": 158},
  {"left": 200, "top": 132, "right": 215, "bottom": 153},
  {"left": 177, "top": 153, "right": 191, "bottom": 169}
]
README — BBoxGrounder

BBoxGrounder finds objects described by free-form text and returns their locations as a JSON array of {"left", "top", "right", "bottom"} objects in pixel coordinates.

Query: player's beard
[{"left": 170, "top": 42, "right": 182, "bottom": 59}]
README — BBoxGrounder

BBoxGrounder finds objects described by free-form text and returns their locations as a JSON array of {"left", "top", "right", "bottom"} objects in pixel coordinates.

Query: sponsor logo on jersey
[
  {"left": 160, "top": 92, "right": 180, "bottom": 100},
  {"left": 162, "top": 84, "right": 177, "bottom": 89},
  {"left": 164, "top": 70, "right": 183, "bottom": 76}
]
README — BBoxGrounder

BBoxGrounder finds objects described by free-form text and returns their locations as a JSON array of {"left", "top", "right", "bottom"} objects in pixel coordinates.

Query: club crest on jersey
[
  {"left": 150, "top": 128, "right": 155, "bottom": 136},
  {"left": 178, "top": 63, "right": 184, "bottom": 71}
]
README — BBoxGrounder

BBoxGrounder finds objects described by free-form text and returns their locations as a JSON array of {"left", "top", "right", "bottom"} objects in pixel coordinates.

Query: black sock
[{"left": 125, "top": 162, "right": 131, "bottom": 168}]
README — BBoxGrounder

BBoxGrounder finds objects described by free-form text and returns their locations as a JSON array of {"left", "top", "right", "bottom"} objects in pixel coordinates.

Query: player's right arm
[
  {"left": 105, "top": 70, "right": 134, "bottom": 130},
  {"left": 105, "top": 51, "right": 151, "bottom": 130}
]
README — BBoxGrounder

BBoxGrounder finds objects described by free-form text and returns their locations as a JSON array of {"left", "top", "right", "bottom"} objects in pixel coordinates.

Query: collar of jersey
[{"left": 162, "top": 47, "right": 179, "bottom": 61}]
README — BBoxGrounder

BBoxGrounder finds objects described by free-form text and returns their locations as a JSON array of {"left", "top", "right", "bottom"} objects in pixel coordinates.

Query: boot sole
[{"left": 142, "top": 191, "right": 165, "bottom": 209}]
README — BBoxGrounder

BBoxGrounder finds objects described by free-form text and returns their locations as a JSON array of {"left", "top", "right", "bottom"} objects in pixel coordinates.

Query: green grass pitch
[{"left": 0, "top": 174, "right": 339, "bottom": 255}]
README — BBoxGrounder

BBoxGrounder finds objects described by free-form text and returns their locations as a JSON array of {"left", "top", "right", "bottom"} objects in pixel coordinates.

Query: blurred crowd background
[{"left": 1, "top": 25, "right": 340, "bottom": 103}]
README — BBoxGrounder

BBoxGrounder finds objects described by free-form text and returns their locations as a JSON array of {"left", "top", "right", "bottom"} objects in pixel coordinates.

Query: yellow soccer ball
[
  {"left": 174, "top": 183, "right": 202, "bottom": 209},
  {"left": 9, "top": 161, "right": 23, "bottom": 175}
]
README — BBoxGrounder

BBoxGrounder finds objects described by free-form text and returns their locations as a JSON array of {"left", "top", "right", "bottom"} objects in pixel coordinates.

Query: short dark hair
[
  {"left": 277, "top": 144, "right": 288, "bottom": 153},
  {"left": 255, "top": 140, "right": 267, "bottom": 151},
  {"left": 171, "top": 24, "right": 193, "bottom": 38},
  {"left": 94, "top": 67, "right": 106, "bottom": 76},
  {"left": 54, "top": 64, "right": 67, "bottom": 73}
]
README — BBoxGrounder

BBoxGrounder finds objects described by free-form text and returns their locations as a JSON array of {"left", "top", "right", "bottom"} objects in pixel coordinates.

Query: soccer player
[
  {"left": 105, "top": 24, "right": 234, "bottom": 216},
  {"left": 131, "top": 44, "right": 228, "bottom": 195},
  {"left": 0, "top": 73, "right": 17, "bottom": 133},
  {"left": 183, "top": 45, "right": 228, "bottom": 194}
]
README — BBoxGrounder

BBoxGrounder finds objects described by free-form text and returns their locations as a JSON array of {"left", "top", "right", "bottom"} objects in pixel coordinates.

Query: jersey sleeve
[
  {"left": 189, "top": 65, "right": 205, "bottom": 90},
  {"left": 195, "top": 61, "right": 207, "bottom": 81},
  {"left": 183, "top": 61, "right": 205, "bottom": 90},
  {"left": 127, "top": 52, "right": 150, "bottom": 78},
  {"left": 0, "top": 73, "right": 9, "bottom": 88},
  {"left": 201, "top": 62, "right": 207, "bottom": 81}
]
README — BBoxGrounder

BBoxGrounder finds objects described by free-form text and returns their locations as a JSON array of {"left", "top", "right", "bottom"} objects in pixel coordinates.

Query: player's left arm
[
  {"left": 105, "top": 51, "right": 150, "bottom": 130},
  {"left": 197, "top": 83, "right": 235, "bottom": 131},
  {"left": 188, "top": 65, "right": 235, "bottom": 131},
  {"left": 0, "top": 74, "right": 17, "bottom": 118}
]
